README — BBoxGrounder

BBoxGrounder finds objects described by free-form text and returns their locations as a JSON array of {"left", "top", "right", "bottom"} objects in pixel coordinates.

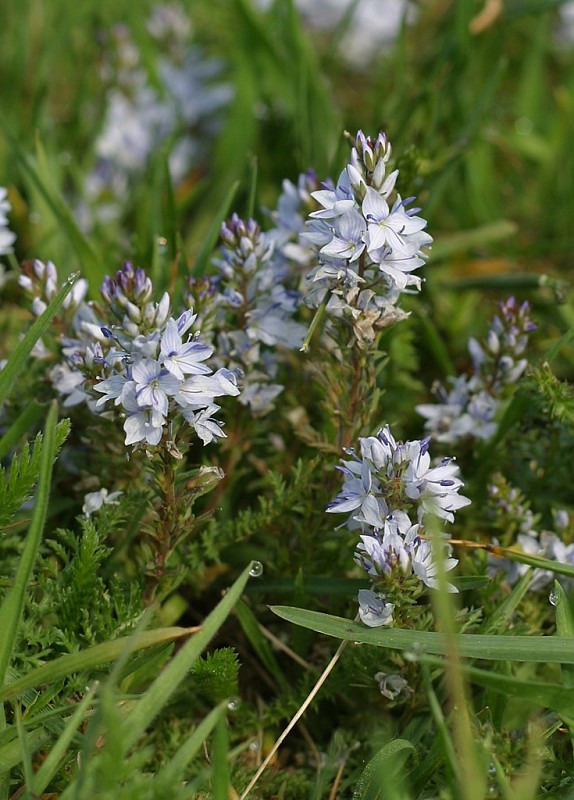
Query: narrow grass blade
[
  {"left": 271, "top": 606, "right": 574, "bottom": 663},
  {"left": 413, "top": 306, "right": 457, "bottom": 377},
  {"left": 0, "top": 402, "right": 63, "bottom": 685},
  {"left": 14, "top": 706, "right": 33, "bottom": 790},
  {"left": 212, "top": 715, "right": 230, "bottom": 800},
  {"left": 191, "top": 180, "right": 239, "bottom": 277},
  {"left": 235, "top": 600, "right": 286, "bottom": 688},
  {"left": 0, "top": 402, "right": 45, "bottom": 461},
  {"left": 154, "top": 702, "right": 227, "bottom": 790},
  {"left": 352, "top": 739, "right": 416, "bottom": 800},
  {"left": 0, "top": 726, "right": 52, "bottom": 776},
  {"left": 28, "top": 686, "right": 96, "bottom": 797},
  {"left": 120, "top": 562, "right": 252, "bottom": 750},
  {"left": 415, "top": 653, "right": 574, "bottom": 718},
  {"left": 0, "top": 120, "right": 103, "bottom": 291},
  {"left": 0, "top": 277, "right": 77, "bottom": 407},
  {"left": 0, "top": 627, "right": 194, "bottom": 702},
  {"left": 430, "top": 220, "right": 518, "bottom": 261}
]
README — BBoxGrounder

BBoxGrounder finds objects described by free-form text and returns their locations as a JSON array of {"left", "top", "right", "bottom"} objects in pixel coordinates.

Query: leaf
[
  {"left": 27, "top": 686, "right": 97, "bottom": 797},
  {"left": 191, "top": 180, "right": 239, "bottom": 277},
  {"left": 118, "top": 562, "right": 253, "bottom": 750},
  {"left": 0, "top": 404, "right": 67, "bottom": 686},
  {"left": 271, "top": 606, "right": 574, "bottom": 663},
  {"left": 153, "top": 702, "right": 228, "bottom": 791},
  {"left": 352, "top": 739, "right": 417, "bottom": 800},
  {"left": 0, "top": 627, "right": 195, "bottom": 702},
  {"left": 0, "top": 401, "right": 45, "bottom": 461},
  {"left": 415, "top": 653, "right": 574, "bottom": 718}
]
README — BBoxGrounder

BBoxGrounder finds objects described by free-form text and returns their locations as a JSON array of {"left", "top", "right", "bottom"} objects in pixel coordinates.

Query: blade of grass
[
  {"left": 414, "top": 653, "right": 574, "bottom": 718},
  {"left": 0, "top": 402, "right": 62, "bottom": 685},
  {"left": 0, "top": 401, "right": 45, "bottom": 461},
  {"left": 154, "top": 702, "right": 227, "bottom": 790},
  {"left": 119, "top": 562, "right": 252, "bottom": 750},
  {"left": 0, "top": 627, "right": 196, "bottom": 702},
  {"left": 191, "top": 180, "right": 239, "bottom": 277},
  {"left": 0, "top": 726, "right": 52, "bottom": 776},
  {"left": 271, "top": 606, "right": 574, "bottom": 663},
  {"left": 0, "top": 119, "right": 103, "bottom": 292},
  {"left": 212, "top": 715, "right": 230, "bottom": 800},
  {"left": 352, "top": 739, "right": 416, "bottom": 800},
  {"left": 430, "top": 220, "right": 518, "bottom": 261}
]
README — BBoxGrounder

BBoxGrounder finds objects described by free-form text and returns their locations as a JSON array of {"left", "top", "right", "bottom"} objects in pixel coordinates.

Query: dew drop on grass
[
  {"left": 249, "top": 560, "right": 264, "bottom": 577},
  {"left": 227, "top": 697, "right": 241, "bottom": 712},
  {"left": 67, "top": 271, "right": 81, "bottom": 284},
  {"left": 549, "top": 590, "right": 560, "bottom": 607}
]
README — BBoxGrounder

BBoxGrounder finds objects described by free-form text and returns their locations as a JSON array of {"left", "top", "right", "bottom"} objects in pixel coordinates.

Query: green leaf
[
  {"left": 153, "top": 702, "right": 227, "bottom": 791},
  {"left": 352, "top": 739, "right": 417, "bottom": 800},
  {"left": 119, "top": 562, "right": 253, "bottom": 750},
  {"left": 0, "top": 725, "right": 52, "bottom": 776},
  {"left": 430, "top": 220, "right": 518, "bottom": 261},
  {"left": 212, "top": 716, "right": 230, "bottom": 800},
  {"left": 0, "top": 119, "right": 103, "bottom": 292},
  {"left": 0, "top": 401, "right": 45, "bottom": 461},
  {"left": 191, "top": 180, "right": 239, "bottom": 277},
  {"left": 0, "top": 627, "right": 195, "bottom": 702},
  {"left": 271, "top": 606, "right": 574, "bottom": 663},
  {"left": 235, "top": 600, "right": 286, "bottom": 687},
  {"left": 0, "top": 404, "right": 66, "bottom": 686},
  {"left": 416, "top": 654, "right": 574, "bottom": 718},
  {"left": 27, "top": 686, "right": 97, "bottom": 797}
]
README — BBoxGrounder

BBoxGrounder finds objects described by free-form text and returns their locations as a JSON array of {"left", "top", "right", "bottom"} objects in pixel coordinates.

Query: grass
[{"left": 1, "top": 0, "right": 574, "bottom": 797}]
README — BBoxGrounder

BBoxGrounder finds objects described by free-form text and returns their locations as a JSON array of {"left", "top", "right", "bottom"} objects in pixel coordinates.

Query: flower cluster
[
  {"left": 417, "top": 297, "right": 536, "bottom": 443},
  {"left": 0, "top": 187, "right": 16, "bottom": 256},
  {"left": 186, "top": 213, "right": 307, "bottom": 415},
  {"left": 80, "top": 4, "right": 231, "bottom": 229},
  {"left": 301, "top": 131, "right": 432, "bottom": 347},
  {"left": 328, "top": 425, "right": 470, "bottom": 622},
  {"left": 487, "top": 474, "right": 574, "bottom": 589},
  {"left": 19, "top": 259, "right": 88, "bottom": 319},
  {"left": 255, "top": 0, "right": 416, "bottom": 69},
  {"left": 21, "top": 260, "right": 240, "bottom": 449}
]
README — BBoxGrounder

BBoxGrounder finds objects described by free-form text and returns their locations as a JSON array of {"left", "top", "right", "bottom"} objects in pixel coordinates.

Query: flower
[
  {"left": 328, "top": 424, "right": 470, "bottom": 529},
  {"left": 300, "top": 131, "right": 432, "bottom": 347},
  {"left": 375, "top": 671, "right": 412, "bottom": 701},
  {"left": 0, "top": 187, "right": 16, "bottom": 256},
  {"left": 329, "top": 424, "right": 468, "bottom": 593},
  {"left": 417, "top": 298, "right": 536, "bottom": 444},
  {"left": 82, "top": 488, "right": 123, "bottom": 517},
  {"left": 357, "top": 589, "right": 395, "bottom": 627}
]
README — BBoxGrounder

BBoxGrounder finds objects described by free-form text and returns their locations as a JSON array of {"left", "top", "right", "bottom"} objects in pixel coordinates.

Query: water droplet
[
  {"left": 549, "top": 590, "right": 560, "bottom": 607},
  {"left": 67, "top": 271, "right": 81, "bottom": 285},
  {"left": 227, "top": 697, "right": 241, "bottom": 712},
  {"left": 488, "top": 761, "right": 496, "bottom": 776},
  {"left": 249, "top": 561, "right": 264, "bottom": 577},
  {"left": 249, "top": 741, "right": 260, "bottom": 751}
]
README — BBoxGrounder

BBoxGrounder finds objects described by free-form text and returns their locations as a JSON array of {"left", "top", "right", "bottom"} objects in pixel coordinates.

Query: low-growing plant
[{"left": 1, "top": 2, "right": 574, "bottom": 798}]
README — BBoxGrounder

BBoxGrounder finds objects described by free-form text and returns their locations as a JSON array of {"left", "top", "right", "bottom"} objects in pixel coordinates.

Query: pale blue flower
[
  {"left": 319, "top": 208, "right": 366, "bottom": 262},
  {"left": 82, "top": 488, "right": 123, "bottom": 517},
  {"left": 411, "top": 539, "right": 458, "bottom": 592},
  {"left": 160, "top": 318, "right": 212, "bottom": 380},
  {"left": 132, "top": 359, "right": 180, "bottom": 416},
  {"left": 363, "top": 188, "right": 428, "bottom": 256},
  {"left": 357, "top": 589, "right": 395, "bottom": 627},
  {"left": 122, "top": 383, "right": 165, "bottom": 446},
  {"left": 375, "top": 672, "right": 412, "bottom": 701},
  {"left": 182, "top": 403, "right": 226, "bottom": 444},
  {"left": 0, "top": 187, "right": 16, "bottom": 255}
]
